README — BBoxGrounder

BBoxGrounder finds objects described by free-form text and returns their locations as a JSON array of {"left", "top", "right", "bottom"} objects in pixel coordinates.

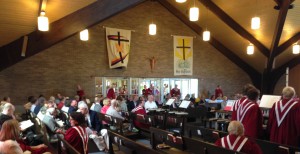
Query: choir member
[
  {"left": 170, "top": 84, "right": 181, "bottom": 98},
  {"left": 231, "top": 87, "right": 263, "bottom": 138},
  {"left": 267, "top": 86, "right": 300, "bottom": 147},
  {"left": 65, "top": 112, "right": 88, "bottom": 154},
  {"left": 215, "top": 121, "right": 262, "bottom": 154}
]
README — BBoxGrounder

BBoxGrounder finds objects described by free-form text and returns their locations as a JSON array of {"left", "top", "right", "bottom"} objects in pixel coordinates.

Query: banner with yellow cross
[{"left": 173, "top": 36, "right": 193, "bottom": 75}]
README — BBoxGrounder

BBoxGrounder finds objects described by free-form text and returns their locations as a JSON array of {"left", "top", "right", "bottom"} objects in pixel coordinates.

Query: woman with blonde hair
[{"left": 0, "top": 119, "right": 49, "bottom": 154}]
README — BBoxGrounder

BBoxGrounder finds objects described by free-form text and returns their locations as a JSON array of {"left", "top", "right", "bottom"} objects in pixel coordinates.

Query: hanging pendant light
[
  {"left": 247, "top": 43, "right": 254, "bottom": 55},
  {"left": 80, "top": 29, "right": 89, "bottom": 41},
  {"left": 149, "top": 23, "right": 156, "bottom": 35},
  {"left": 203, "top": 30, "right": 210, "bottom": 41},
  {"left": 189, "top": 7, "right": 199, "bottom": 21},
  {"left": 38, "top": 11, "right": 49, "bottom": 31},
  {"left": 251, "top": 16, "right": 260, "bottom": 30},
  {"left": 176, "top": 0, "right": 186, "bottom": 3},
  {"left": 293, "top": 43, "right": 300, "bottom": 54}
]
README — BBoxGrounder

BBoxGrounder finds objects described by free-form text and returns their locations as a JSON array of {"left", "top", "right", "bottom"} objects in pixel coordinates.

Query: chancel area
[{"left": 0, "top": 0, "right": 300, "bottom": 154}]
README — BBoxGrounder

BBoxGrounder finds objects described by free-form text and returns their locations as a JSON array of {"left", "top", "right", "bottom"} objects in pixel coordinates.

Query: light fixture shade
[
  {"left": 189, "top": 7, "right": 199, "bottom": 21},
  {"left": 203, "top": 30, "right": 210, "bottom": 41},
  {"left": 251, "top": 17, "right": 260, "bottom": 30},
  {"left": 38, "top": 11, "right": 49, "bottom": 31},
  {"left": 176, "top": 0, "right": 186, "bottom": 3},
  {"left": 293, "top": 44, "right": 300, "bottom": 54},
  {"left": 247, "top": 44, "right": 254, "bottom": 55},
  {"left": 149, "top": 23, "right": 156, "bottom": 35},
  {"left": 80, "top": 29, "right": 89, "bottom": 41}
]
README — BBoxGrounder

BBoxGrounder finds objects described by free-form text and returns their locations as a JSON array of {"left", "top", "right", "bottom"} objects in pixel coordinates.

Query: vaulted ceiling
[{"left": 0, "top": 0, "right": 299, "bottom": 92}]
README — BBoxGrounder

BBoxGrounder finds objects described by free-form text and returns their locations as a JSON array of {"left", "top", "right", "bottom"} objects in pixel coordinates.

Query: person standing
[
  {"left": 267, "top": 86, "right": 300, "bottom": 147},
  {"left": 231, "top": 87, "right": 263, "bottom": 138},
  {"left": 107, "top": 84, "right": 116, "bottom": 99},
  {"left": 215, "top": 85, "right": 223, "bottom": 98},
  {"left": 170, "top": 84, "right": 181, "bottom": 98}
]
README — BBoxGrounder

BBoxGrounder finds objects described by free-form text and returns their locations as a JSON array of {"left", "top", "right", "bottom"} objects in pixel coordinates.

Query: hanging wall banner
[
  {"left": 106, "top": 27, "right": 131, "bottom": 68},
  {"left": 174, "top": 36, "right": 193, "bottom": 75}
]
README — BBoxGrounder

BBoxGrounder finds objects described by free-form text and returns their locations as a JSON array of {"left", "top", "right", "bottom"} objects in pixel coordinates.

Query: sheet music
[
  {"left": 179, "top": 100, "right": 190, "bottom": 108},
  {"left": 165, "top": 99, "right": 175, "bottom": 105},
  {"left": 259, "top": 95, "right": 281, "bottom": 108},
  {"left": 20, "top": 120, "right": 34, "bottom": 130},
  {"left": 224, "top": 100, "right": 235, "bottom": 111}
]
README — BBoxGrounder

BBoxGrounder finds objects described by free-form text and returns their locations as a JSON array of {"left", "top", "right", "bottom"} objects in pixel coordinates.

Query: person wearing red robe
[
  {"left": 142, "top": 85, "right": 152, "bottom": 98},
  {"left": 170, "top": 84, "right": 181, "bottom": 97},
  {"left": 107, "top": 85, "right": 116, "bottom": 99},
  {"left": 131, "top": 98, "right": 150, "bottom": 130},
  {"left": 65, "top": 112, "right": 88, "bottom": 154},
  {"left": 231, "top": 87, "right": 263, "bottom": 138},
  {"left": 215, "top": 121, "right": 262, "bottom": 154},
  {"left": 215, "top": 85, "right": 224, "bottom": 98},
  {"left": 232, "top": 84, "right": 255, "bottom": 119},
  {"left": 267, "top": 86, "right": 300, "bottom": 147},
  {"left": 77, "top": 85, "right": 85, "bottom": 101}
]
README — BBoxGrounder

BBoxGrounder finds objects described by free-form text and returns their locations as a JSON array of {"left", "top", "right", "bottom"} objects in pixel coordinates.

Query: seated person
[
  {"left": 64, "top": 112, "right": 88, "bottom": 154},
  {"left": 106, "top": 100, "right": 124, "bottom": 120},
  {"left": 0, "top": 119, "right": 49, "bottom": 154},
  {"left": 144, "top": 95, "right": 158, "bottom": 112},
  {"left": 215, "top": 121, "right": 262, "bottom": 154},
  {"left": 131, "top": 98, "right": 150, "bottom": 130},
  {"left": 78, "top": 103, "right": 102, "bottom": 133},
  {"left": 0, "top": 103, "right": 15, "bottom": 129},
  {"left": 41, "top": 108, "right": 64, "bottom": 140},
  {"left": 68, "top": 100, "right": 78, "bottom": 113},
  {"left": 37, "top": 100, "right": 56, "bottom": 120}
]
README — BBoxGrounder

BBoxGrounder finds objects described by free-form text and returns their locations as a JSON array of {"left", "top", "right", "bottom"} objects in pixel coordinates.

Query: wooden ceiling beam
[
  {"left": 266, "top": 0, "right": 290, "bottom": 72},
  {"left": 0, "top": 0, "right": 145, "bottom": 71},
  {"left": 158, "top": 0, "right": 261, "bottom": 87},
  {"left": 199, "top": 0, "right": 269, "bottom": 57},
  {"left": 275, "top": 32, "right": 300, "bottom": 57}
]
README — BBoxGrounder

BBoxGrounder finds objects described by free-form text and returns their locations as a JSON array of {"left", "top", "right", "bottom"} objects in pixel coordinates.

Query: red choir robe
[
  {"left": 267, "top": 98, "right": 300, "bottom": 147},
  {"left": 65, "top": 126, "right": 88, "bottom": 154},
  {"left": 231, "top": 99, "right": 263, "bottom": 138},
  {"left": 17, "top": 139, "right": 48, "bottom": 154},
  {"left": 231, "top": 96, "right": 248, "bottom": 119},
  {"left": 215, "top": 134, "right": 262, "bottom": 154},
  {"left": 215, "top": 88, "right": 223, "bottom": 97},
  {"left": 142, "top": 89, "right": 151, "bottom": 97},
  {"left": 132, "top": 106, "right": 150, "bottom": 129},
  {"left": 107, "top": 88, "right": 116, "bottom": 99},
  {"left": 77, "top": 90, "right": 85, "bottom": 101},
  {"left": 170, "top": 88, "right": 180, "bottom": 97}
]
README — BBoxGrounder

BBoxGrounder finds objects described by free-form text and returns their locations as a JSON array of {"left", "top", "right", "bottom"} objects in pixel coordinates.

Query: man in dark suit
[
  {"left": 68, "top": 100, "right": 78, "bottom": 113},
  {"left": 78, "top": 102, "right": 102, "bottom": 132},
  {"left": 127, "top": 95, "right": 138, "bottom": 112}
]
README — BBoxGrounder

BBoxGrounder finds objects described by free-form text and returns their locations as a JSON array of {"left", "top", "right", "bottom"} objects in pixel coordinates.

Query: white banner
[
  {"left": 106, "top": 27, "right": 131, "bottom": 68},
  {"left": 174, "top": 36, "right": 193, "bottom": 75}
]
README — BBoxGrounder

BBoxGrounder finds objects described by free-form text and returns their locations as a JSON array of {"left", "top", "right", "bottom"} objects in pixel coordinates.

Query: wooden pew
[
  {"left": 183, "top": 136, "right": 245, "bottom": 154},
  {"left": 185, "top": 123, "right": 225, "bottom": 143},
  {"left": 57, "top": 135, "right": 80, "bottom": 154},
  {"left": 107, "top": 129, "right": 160, "bottom": 154},
  {"left": 150, "top": 127, "right": 185, "bottom": 152}
]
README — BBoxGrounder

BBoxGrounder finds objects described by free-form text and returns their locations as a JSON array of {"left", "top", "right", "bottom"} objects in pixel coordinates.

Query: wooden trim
[
  {"left": 267, "top": 0, "right": 290, "bottom": 71},
  {"left": 275, "top": 32, "right": 300, "bottom": 57},
  {"left": 0, "top": 0, "right": 145, "bottom": 71},
  {"left": 199, "top": 0, "right": 269, "bottom": 57}
]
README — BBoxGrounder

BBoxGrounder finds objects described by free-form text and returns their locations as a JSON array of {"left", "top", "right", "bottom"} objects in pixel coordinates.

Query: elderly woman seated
[{"left": 215, "top": 121, "right": 262, "bottom": 154}]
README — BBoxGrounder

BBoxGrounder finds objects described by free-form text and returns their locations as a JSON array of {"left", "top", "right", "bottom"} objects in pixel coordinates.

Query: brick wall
[
  {"left": 0, "top": 1, "right": 252, "bottom": 105},
  {"left": 274, "top": 65, "right": 300, "bottom": 95}
]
